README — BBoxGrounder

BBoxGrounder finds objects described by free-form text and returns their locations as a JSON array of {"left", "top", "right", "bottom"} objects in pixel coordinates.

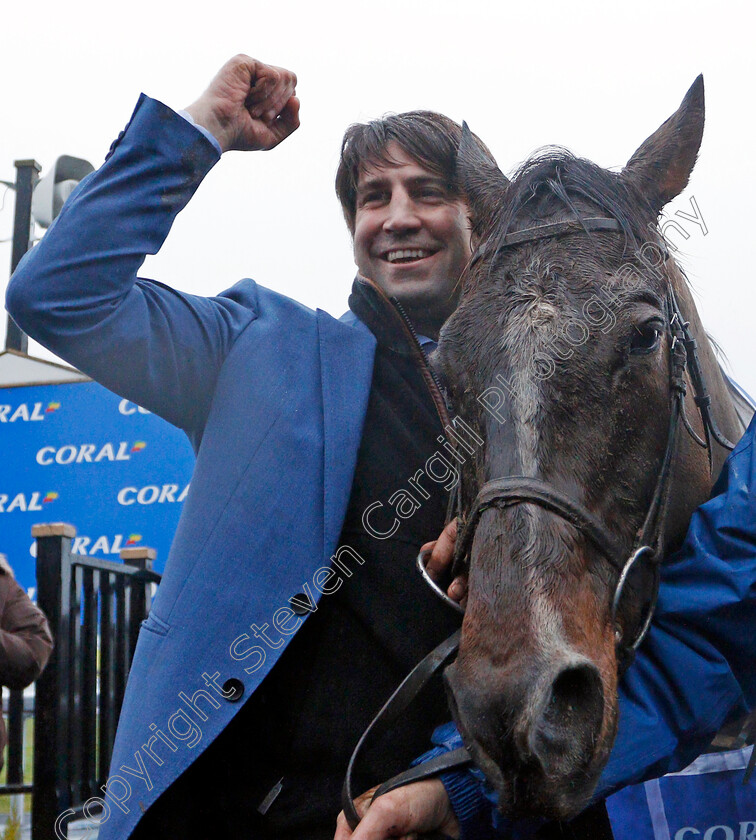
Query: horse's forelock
[{"left": 477, "top": 149, "right": 654, "bottom": 275}]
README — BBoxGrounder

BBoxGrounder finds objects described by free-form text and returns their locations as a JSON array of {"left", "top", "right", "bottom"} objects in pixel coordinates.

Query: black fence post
[
  {"left": 31, "top": 523, "right": 75, "bottom": 840},
  {"left": 5, "top": 688, "right": 25, "bottom": 786},
  {"left": 120, "top": 546, "right": 157, "bottom": 663},
  {"left": 28, "top": 526, "right": 161, "bottom": 840}
]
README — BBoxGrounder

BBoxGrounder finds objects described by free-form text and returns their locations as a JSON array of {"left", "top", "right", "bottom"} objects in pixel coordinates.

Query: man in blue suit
[{"left": 6, "top": 55, "right": 756, "bottom": 839}]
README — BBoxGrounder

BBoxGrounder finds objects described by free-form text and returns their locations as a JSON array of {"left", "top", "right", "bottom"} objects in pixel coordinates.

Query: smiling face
[{"left": 353, "top": 143, "right": 472, "bottom": 337}]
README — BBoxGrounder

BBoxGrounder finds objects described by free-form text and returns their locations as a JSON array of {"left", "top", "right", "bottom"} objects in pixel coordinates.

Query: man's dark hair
[{"left": 335, "top": 111, "right": 496, "bottom": 233}]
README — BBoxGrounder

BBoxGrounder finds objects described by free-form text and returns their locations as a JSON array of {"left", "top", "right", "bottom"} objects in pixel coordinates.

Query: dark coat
[{"left": 0, "top": 566, "right": 53, "bottom": 768}]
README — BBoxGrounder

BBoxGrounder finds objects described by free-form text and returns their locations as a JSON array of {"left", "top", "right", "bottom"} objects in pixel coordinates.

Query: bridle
[
  {"left": 448, "top": 216, "right": 736, "bottom": 667},
  {"left": 342, "top": 216, "right": 736, "bottom": 830},
  {"left": 449, "top": 281, "right": 685, "bottom": 670}
]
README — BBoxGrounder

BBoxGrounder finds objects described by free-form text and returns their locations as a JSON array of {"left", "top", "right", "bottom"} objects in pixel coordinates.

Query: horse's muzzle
[{"left": 444, "top": 656, "right": 606, "bottom": 819}]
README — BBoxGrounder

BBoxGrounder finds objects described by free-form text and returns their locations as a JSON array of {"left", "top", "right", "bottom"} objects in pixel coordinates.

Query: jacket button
[
  {"left": 290, "top": 594, "right": 310, "bottom": 616},
  {"left": 222, "top": 678, "right": 244, "bottom": 702}
]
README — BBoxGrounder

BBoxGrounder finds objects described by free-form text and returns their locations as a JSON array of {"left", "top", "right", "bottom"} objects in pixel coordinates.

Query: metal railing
[
  {"left": 2, "top": 687, "right": 32, "bottom": 797},
  {"left": 29, "top": 524, "right": 160, "bottom": 840}
]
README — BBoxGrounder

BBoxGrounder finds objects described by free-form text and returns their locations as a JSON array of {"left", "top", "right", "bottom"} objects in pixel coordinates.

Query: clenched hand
[
  {"left": 185, "top": 54, "right": 299, "bottom": 153},
  {"left": 334, "top": 780, "right": 460, "bottom": 840}
]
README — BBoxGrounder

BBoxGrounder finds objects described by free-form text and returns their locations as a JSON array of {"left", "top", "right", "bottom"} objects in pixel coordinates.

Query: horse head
[{"left": 436, "top": 77, "right": 743, "bottom": 819}]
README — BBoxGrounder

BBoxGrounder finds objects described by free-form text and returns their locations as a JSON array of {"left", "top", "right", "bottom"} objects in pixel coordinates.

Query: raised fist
[{"left": 185, "top": 54, "right": 300, "bottom": 153}]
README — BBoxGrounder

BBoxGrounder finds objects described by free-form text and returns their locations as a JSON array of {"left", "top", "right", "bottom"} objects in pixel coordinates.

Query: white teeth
[{"left": 386, "top": 249, "right": 432, "bottom": 263}]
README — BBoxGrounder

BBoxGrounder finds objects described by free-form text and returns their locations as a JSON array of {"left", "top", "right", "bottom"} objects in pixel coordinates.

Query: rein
[{"left": 342, "top": 217, "right": 736, "bottom": 830}]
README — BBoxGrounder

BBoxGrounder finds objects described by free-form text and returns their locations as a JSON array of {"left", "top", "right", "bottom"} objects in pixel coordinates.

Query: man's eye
[
  {"left": 629, "top": 323, "right": 662, "bottom": 355},
  {"left": 360, "top": 191, "right": 388, "bottom": 206}
]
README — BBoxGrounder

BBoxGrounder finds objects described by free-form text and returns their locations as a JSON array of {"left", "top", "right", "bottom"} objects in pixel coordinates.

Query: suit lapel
[{"left": 317, "top": 309, "right": 376, "bottom": 562}]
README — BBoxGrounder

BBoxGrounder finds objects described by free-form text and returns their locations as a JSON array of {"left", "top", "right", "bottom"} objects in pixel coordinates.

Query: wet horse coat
[{"left": 437, "top": 76, "right": 746, "bottom": 820}]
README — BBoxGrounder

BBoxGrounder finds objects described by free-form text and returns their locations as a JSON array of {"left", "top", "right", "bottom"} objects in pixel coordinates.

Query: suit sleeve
[
  {"left": 419, "top": 415, "right": 756, "bottom": 838},
  {"left": 594, "top": 413, "right": 756, "bottom": 795},
  {"left": 0, "top": 577, "right": 53, "bottom": 691},
  {"left": 5, "top": 95, "right": 257, "bottom": 432}
]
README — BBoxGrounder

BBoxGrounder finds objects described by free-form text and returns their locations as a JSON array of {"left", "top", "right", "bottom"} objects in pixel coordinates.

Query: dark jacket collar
[{"left": 348, "top": 275, "right": 419, "bottom": 357}]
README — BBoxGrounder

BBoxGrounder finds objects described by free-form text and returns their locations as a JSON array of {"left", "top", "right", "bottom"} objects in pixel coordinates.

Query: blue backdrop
[{"left": 0, "top": 380, "right": 195, "bottom": 593}]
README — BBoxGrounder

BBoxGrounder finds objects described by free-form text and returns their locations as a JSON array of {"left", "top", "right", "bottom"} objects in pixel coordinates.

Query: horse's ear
[
  {"left": 458, "top": 121, "right": 509, "bottom": 232},
  {"left": 621, "top": 75, "right": 705, "bottom": 215}
]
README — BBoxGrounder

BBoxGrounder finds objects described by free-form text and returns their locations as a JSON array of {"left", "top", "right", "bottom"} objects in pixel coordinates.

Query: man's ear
[
  {"left": 457, "top": 122, "right": 509, "bottom": 234},
  {"left": 621, "top": 75, "right": 705, "bottom": 216}
]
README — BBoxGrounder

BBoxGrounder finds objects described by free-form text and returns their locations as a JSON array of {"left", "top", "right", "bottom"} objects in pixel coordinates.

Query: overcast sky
[{"left": 2, "top": 0, "right": 754, "bottom": 395}]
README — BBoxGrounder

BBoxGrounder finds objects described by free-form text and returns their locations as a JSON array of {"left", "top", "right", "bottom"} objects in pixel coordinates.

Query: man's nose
[{"left": 382, "top": 194, "right": 422, "bottom": 233}]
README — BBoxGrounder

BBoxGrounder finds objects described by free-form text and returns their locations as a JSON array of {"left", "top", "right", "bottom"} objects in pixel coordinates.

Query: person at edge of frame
[
  {"left": 0, "top": 553, "right": 53, "bottom": 769},
  {"left": 5, "top": 54, "right": 756, "bottom": 840}
]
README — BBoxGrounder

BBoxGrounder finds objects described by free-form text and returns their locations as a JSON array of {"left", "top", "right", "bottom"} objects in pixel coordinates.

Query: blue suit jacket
[{"left": 7, "top": 96, "right": 756, "bottom": 839}]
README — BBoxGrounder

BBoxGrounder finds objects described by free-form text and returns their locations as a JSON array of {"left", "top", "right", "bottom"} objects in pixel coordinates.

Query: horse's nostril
[
  {"left": 528, "top": 662, "right": 604, "bottom": 775},
  {"left": 545, "top": 663, "right": 602, "bottom": 728}
]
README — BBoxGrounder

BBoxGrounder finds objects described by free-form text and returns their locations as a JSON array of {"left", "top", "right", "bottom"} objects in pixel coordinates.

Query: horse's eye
[{"left": 630, "top": 323, "right": 662, "bottom": 355}]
